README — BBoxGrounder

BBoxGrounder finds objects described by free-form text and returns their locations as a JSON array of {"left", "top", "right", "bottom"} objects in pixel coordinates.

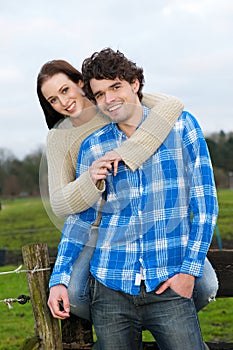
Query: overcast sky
[{"left": 0, "top": 0, "right": 232, "bottom": 160}]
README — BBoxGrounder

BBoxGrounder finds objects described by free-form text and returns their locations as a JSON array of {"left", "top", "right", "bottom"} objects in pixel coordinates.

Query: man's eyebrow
[
  {"left": 93, "top": 82, "right": 121, "bottom": 98},
  {"left": 93, "top": 90, "right": 102, "bottom": 98}
]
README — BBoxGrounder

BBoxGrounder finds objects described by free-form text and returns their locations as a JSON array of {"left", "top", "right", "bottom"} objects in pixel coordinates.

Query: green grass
[
  {"left": 0, "top": 198, "right": 61, "bottom": 251},
  {"left": 216, "top": 190, "right": 233, "bottom": 241},
  {"left": 0, "top": 190, "right": 232, "bottom": 251},
  {"left": 0, "top": 266, "right": 35, "bottom": 350},
  {"left": 0, "top": 191, "right": 232, "bottom": 348}
]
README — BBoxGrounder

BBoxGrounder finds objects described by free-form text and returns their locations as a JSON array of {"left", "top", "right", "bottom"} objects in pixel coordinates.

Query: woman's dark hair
[
  {"left": 37, "top": 60, "right": 83, "bottom": 129},
  {"left": 82, "top": 48, "right": 144, "bottom": 102}
]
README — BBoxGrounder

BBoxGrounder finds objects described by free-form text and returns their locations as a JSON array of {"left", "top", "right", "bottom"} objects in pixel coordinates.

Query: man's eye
[
  {"left": 96, "top": 92, "right": 104, "bottom": 100},
  {"left": 62, "top": 87, "right": 68, "bottom": 94}
]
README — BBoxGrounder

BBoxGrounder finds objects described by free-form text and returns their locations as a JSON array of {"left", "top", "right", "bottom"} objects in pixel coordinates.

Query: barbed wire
[
  {"left": 0, "top": 264, "right": 51, "bottom": 276},
  {"left": 0, "top": 265, "right": 50, "bottom": 309},
  {"left": 0, "top": 295, "right": 30, "bottom": 309}
]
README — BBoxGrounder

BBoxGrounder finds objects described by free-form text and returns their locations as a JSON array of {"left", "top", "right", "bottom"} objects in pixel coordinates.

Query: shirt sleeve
[
  {"left": 179, "top": 112, "right": 218, "bottom": 277},
  {"left": 49, "top": 233, "right": 84, "bottom": 288}
]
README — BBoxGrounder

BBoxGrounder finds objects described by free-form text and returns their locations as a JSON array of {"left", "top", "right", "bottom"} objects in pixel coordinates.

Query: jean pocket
[
  {"left": 90, "top": 275, "right": 98, "bottom": 304},
  {"left": 168, "top": 287, "right": 191, "bottom": 300}
]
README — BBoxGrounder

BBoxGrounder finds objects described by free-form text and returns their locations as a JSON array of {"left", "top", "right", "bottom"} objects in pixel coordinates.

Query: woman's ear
[{"left": 78, "top": 80, "right": 84, "bottom": 88}]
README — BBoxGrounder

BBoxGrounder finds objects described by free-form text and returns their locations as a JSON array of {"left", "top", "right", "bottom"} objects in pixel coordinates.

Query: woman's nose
[{"left": 59, "top": 95, "right": 69, "bottom": 107}]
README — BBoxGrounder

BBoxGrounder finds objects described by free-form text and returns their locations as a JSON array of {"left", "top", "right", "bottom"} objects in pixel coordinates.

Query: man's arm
[
  {"left": 179, "top": 113, "right": 218, "bottom": 276},
  {"left": 156, "top": 112, "right": 218, "bottom": 296}
]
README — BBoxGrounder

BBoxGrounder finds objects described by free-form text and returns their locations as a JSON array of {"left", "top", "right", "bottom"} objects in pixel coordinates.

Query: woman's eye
[
  {"left": 62, "top": 87, "right": 69, "bottom": 94},
  {"left": 50, "top": 97, "right": 57, "bottom": 104}
]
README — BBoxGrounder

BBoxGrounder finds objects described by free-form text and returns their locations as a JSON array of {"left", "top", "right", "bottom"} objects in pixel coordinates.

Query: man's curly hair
[{"left": 82, "top": 48, "right": 144, "bottom": 102}]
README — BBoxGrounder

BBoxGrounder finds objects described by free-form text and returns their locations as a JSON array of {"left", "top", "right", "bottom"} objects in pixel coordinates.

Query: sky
[{"left": 0, "top": 0, "right": 232, "bottom": 160}]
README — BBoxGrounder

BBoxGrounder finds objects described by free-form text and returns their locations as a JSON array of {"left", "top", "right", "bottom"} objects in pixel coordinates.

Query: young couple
[{"left": 37, "top": 48, "right": 218, "bottom": 350}]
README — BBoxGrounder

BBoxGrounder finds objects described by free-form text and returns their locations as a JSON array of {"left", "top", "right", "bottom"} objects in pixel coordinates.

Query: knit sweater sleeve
[
  {"left": 46, "top": 120, "right": 107, "bottom": 218},
  {"left": 115, "top": 93, "right": 184, "bottom": 171}
]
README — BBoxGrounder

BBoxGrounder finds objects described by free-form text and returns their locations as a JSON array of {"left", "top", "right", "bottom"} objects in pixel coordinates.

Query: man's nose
[{"left": 105, "top": 91, "right": 115, "bottom": 104}]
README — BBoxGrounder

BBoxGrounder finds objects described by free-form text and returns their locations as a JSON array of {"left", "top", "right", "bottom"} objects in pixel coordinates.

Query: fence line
[
  {"left": 0, "top": 295, "right": 30, "bottom": 309},
  {"left": 0, "top": 264, "right": 51, "bottom": 275},
  {"left": 0, "top": 226, "right": 56, "bottom": 235}
]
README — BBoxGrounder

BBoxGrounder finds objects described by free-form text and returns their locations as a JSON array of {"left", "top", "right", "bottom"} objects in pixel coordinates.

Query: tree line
[
  {"left": 0, "top": 130, "right": 232, "bottom": 198},
  {"left": 0, "top": 147, "right": 44, "bottom": 197},
  {"left": 205, "top": 131, "right": 233, "bottom": 188}
]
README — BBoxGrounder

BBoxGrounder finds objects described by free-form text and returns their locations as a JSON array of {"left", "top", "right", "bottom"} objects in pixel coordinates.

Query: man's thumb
[{"left": 155, "top": 282, "right": 169, "bottom": 295}]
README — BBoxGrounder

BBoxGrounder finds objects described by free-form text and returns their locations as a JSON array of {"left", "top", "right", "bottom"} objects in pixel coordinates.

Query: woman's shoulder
[
  {"left": 55, "top": 117, "right": 73, "bottom": 129},
  {"left": 46, "top": 113, "right": 109, "bottom": 152}
]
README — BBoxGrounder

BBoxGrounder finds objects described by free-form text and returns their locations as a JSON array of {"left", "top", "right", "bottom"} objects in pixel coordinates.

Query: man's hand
[
  {"left": 47, "top": 284, "right": 70, "bottom": 319},
  {"left": 155, "top": 273, "right": 195, "bottom": 298}
]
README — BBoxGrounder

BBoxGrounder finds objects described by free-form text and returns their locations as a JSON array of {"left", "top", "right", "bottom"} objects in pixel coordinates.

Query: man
[{"left": 50, "top": 48, "right": 218, "bottom": 349}]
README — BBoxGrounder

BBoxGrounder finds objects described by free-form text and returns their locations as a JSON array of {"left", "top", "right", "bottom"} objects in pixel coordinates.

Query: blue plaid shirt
[{"left": 50, "top": 107, "right": 218, "bottom": 295}]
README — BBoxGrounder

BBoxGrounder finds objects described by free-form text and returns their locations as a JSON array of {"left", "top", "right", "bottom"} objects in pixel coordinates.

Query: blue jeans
[
  {"left": 68, "top": 244, "right": 95, "bottom": 320},
  {"left": 68, "top": 255, "right": 218, "bottom": 321},
  {"left": 68, "top": 229, "right": 97, "bottom": 320},
  {"left": 90, "top": 277, "right": 205, "bottom": 350},
  {"left": 193, "top": 257, "right": 218, "bottom": 311}
]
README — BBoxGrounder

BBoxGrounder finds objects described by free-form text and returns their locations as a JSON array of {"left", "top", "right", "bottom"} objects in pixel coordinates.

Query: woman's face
[{"left": 41, "top": 73, "right": 86, "bottom": 118}]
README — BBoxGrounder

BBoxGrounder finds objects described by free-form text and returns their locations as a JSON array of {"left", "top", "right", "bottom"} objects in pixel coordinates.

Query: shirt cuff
[
  {"left": 49, "top": 272, "right": 71, "bottom": 289},
  {"left": 180, "top": 257, "right": 205, "bottom": 277}
]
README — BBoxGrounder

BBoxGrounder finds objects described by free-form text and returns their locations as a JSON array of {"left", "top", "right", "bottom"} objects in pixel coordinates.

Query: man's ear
[{"left": 131, "top": 79, "right": 140, "bottom": 94}]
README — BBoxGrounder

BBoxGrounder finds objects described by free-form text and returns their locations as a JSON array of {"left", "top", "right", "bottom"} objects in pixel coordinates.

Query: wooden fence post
[
  {"left": 22, "top": 243, "right": 63, "bottom": 350},
  {"left": 61, "top": 313, "right": 94, "bottom": 349}
]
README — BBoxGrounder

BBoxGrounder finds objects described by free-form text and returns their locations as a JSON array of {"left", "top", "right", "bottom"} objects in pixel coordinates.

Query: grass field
[{"left": 0, "top": 190, "right": 232, "bottom": 349}]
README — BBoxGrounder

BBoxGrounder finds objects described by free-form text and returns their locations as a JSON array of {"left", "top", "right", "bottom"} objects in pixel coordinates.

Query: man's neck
[{"left": 117, "top": 104, "right": 143, "bottom": 138}]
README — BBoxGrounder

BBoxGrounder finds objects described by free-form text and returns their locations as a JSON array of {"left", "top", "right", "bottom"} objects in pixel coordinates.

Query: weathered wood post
[
  {"left": 22, "top": 243, "right": 63, "bottom": 350},
  {"left": 61, "top": 313, "right": 94, "bottom": 349}
]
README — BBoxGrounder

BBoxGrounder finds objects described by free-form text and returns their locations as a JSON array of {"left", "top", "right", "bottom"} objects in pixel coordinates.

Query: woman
[{"left": 37, "top": 60, "right": 218, "bottom": 321}]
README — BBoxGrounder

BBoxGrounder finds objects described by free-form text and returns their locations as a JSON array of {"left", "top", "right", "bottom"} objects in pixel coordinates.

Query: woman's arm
[
  {"left": 46, "top": 94, "right": 183, "bottom": 217},
  {"left": 115, "top": 93, "right": 184, "bottom": 171},
  {"left": 46, "top": 129, "right": 105, "bottom": 217}
]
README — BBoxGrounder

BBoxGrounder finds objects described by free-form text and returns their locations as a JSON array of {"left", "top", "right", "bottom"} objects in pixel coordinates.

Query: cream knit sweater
[{"left": 46, "top": 93, "right": 183, "bottom": 217}]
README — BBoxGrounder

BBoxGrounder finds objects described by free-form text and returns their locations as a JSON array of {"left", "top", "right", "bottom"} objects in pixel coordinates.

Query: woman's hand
[
  {"left": 89, "top": 158, "right": 113, "bottom": 184},
  {"left": 103, "top": 150, "right": 122, "bottom": 176},
  {"left": 89, "top": 151, "right": 122, "bottom": 185}
]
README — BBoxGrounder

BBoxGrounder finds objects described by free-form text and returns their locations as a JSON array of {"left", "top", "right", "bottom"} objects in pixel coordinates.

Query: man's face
[{"left": 90, "top": 77, "right": 141, "bottom": 125}]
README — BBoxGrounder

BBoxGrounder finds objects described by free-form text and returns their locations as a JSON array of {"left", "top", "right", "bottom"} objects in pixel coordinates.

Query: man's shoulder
[{"left": 174, "top": 110, "right": 200, "bottom": 130}]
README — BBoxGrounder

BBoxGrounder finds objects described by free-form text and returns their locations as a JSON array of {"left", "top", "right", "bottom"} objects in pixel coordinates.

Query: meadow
[{"left": 0, "top": 190, "right": 232, "bottom": 349}]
